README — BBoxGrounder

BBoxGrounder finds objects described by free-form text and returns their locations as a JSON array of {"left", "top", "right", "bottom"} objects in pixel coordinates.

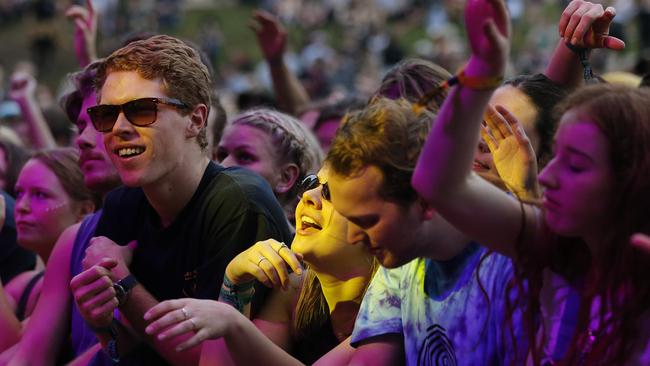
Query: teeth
[
  {"left": 118, "top": 147, "right": 144, "bottom": 157},
  {"left": 300, "top": 215, "right": 322, "bottom": 230},
  {"left": 301, "top": 216, "right": 319, "bottom": 226}
]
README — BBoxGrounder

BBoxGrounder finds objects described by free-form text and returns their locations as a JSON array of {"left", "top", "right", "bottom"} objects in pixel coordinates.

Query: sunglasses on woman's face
[
  {"left": 297, "top": 174, "right": 331, "bottom": 201},
  {"left": 87, "top": 97, "right": 189, "bottom": 133}
]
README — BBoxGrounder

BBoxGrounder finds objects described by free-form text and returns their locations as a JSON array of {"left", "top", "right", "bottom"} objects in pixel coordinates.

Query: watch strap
[{"left": 114, "top": 274, "right": 137, "bottom": 307}]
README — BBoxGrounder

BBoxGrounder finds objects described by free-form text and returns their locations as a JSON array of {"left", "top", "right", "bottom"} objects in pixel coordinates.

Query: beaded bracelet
[
  {"left": 219, "top": 274, "right": 255, "bottom": 313},
  {"left": 413, "top": 68, "right": 503, "bottom": 114},
  {"left": 91, "top": 319, "right": 120, "bottom": 363}
]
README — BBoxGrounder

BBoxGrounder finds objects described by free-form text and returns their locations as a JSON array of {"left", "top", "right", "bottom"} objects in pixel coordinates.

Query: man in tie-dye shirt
[{"left": 325, "top": 98, "right": 525, "bottom": 365}]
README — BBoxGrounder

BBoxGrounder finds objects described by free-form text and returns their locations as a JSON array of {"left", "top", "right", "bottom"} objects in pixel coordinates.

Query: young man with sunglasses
[{"left": 69, "top": 35, "right": 292, "bottom": 365}]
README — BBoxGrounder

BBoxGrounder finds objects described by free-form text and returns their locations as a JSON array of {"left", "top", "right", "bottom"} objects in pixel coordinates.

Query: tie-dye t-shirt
[{"left": 351, "top": 243, "right": 524, "bottom": 365}]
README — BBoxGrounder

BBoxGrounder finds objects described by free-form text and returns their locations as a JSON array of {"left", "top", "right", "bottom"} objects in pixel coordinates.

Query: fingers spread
[{"left": 480, "top": 125, "right": 498, "bottom": 152}]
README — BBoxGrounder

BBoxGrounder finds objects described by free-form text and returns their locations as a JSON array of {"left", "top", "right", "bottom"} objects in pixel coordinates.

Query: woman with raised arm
[
  {"left": 412, "top": 0, "right": 650, "bottom": 364},
  {"left": 144, "top": 166, "right": 377, "bottom": 365}
]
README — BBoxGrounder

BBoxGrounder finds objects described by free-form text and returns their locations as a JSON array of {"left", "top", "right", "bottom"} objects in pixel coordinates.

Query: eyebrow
[{"left": 566, "top": 146, "right": 595, "bottom": 162}]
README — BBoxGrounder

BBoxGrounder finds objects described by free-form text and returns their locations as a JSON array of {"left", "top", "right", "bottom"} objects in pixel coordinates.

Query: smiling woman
[{"left": 144, "top": 165, "right": 378, "bottom": 365}]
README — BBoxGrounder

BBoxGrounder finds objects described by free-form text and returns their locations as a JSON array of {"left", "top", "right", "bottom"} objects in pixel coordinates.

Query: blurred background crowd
[{"left": 0, "top": 0, "right": 649, "bottom": 147}]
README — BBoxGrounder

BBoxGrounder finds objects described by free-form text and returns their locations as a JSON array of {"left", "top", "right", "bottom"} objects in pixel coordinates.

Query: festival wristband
[{"left": 219, "top": 274, "right": 255, "bottom": 313}]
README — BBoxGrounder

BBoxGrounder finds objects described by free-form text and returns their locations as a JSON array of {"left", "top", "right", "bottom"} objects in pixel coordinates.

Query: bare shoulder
[{"left": 5, "top": 270, "right": 41, "bottom": 302}]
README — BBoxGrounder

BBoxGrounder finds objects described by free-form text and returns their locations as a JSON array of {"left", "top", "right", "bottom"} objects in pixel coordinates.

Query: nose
[
  {"left": 76, "top": 124, "right": 96, "bottom": 150},
  {"left": 112, "top": 111, "right": 136, "bottom": 136},
  {"left": 477, "top": 138, "right": 490, "bottom": 154},
  {"left": 538, "top": 157, "right": 557, "bottom": 189},
  {"left": 346, "top": 222, "right": 366, "bottom": 246},
  {"left": 15, "top": 195, "right": 30, "bottom": 214},
  {"left": 220, "top": 155, "right": 235, "bottom": 168},
  {"left": 301, "top": 185, "right": 323, "bottom": 210}
]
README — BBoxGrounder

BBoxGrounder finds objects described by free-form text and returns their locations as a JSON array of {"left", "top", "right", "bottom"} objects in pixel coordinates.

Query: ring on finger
[
  {"left": 189, "top": 318, "right": 197, "bottom": 331},
  {"left": 276, "top": 242, "right": 288, "bottom": 254},
  {"left": 257, "top": 257, "right": 267, "bottom": 267},
  {"left": 181, "top": 307, "right": 189, "bottom": 320}
]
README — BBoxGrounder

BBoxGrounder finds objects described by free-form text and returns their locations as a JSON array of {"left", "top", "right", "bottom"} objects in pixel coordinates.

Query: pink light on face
[
  {"left": 76, "top": 93, "right": 120, "bottom": 193},
  {"left": 14, "top": 159, "right": 80, "bottom": 259},
  {"left": 538, "top": 114, "right": 613, "bottom": 240}
]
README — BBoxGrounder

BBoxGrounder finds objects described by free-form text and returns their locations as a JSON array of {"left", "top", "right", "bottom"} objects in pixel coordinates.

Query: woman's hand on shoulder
[{"left": 225, "top": 239, "right": 303, "bottom": 290}]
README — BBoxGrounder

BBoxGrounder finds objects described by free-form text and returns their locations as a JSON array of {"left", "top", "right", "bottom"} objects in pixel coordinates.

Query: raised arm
[
  {"left": 544, "top": 0, "right": 625, "bottom": 89},
  {"left": 65, "top": 0, "right": 98, "bottom": 68},
  {"left": 412, "top": 0, "right": 534, "bottom": 258},
  {"left": 8, "top": 72, "right": 56, "bottom": 149},
  {"left": 251, "top": 10, "right": 310, "bottom": 115}
]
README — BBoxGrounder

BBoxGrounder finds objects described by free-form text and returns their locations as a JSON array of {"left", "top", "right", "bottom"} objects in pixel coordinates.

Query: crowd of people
[{"left": 0, "top": 0, "right": 648, "bottom": 365}]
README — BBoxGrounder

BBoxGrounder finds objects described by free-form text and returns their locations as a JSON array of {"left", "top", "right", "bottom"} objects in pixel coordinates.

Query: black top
[
  {"left": 15, "top": 270, "right": 44, "bottom": 321},
  {"left": 0, "top": 191, "right": 36, "bottom": 284},
  {"left": 91, "top": 162, "right": 293, "bottom": 365}
]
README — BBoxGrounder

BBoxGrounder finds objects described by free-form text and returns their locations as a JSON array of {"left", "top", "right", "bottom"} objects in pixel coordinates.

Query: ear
[
  {"left": 185, "top": 104, "right": 209, "bottom": 138},
  {"left": 76, "top": 200, "right": 96, "bottom": 221},
  {"left": 274, "top": 163, "right": 300, "bottom": 194},
  {"left": 417, "top": 196, "right": 436, "bottom": 221}
]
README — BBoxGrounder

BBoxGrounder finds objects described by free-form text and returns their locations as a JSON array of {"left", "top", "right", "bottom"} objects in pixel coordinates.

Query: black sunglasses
[
  {"left": 87, "top": 97, "right": 189, "bottom": 133},
  {"left": 297, "top": 174, "right": 330, "bottom": 201}
]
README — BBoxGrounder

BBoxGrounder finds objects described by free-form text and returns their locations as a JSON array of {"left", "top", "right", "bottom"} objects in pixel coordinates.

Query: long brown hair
[
  {"left": 516, "top": 84, "right": 650, "bottom": 365},
  {"left": 293, "top": 260, "right": 380, "bottom": 339}
]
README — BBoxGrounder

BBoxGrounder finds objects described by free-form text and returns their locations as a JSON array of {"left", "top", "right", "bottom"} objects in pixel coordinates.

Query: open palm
[{"left": 481, "top": 105, "right": 539, "bottom": 199}]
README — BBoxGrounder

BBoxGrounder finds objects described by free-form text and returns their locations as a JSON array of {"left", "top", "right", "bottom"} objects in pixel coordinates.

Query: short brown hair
[
  {"left": 96, "top": 35, "right": 212, "bottom": 149},
  {"left": 60, "top": 60, "right": 103, "bottom": 124},
  {"left": 326, "top": 98, "right": 434, "bottom": 205}
]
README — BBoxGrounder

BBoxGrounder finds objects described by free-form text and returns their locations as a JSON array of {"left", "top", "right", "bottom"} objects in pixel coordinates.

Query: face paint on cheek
[{"left": 44, "top": 201, "right": 69, "bottom": 213}]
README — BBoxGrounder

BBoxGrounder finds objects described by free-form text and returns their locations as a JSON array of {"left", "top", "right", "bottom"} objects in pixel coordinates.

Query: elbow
[{"left": 412, "top": 167, "right": 441, "bottom": 206}]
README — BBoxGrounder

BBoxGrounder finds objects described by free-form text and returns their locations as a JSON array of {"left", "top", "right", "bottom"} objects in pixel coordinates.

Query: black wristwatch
[{"left": 113, "top": 274, "right": 137, "bottom": 307}]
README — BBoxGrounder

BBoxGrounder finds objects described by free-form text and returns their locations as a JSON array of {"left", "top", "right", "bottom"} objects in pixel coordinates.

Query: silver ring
[
  {"left": 188, "top": 318, "right": 197, "bottom": 331},
  {"left": 181, "top": 307, "right": 189, "bottom": 320},
  {"left": 276, "top": 242, "right": 288, "bottom": 254},
  {"left": 257, "top": 257, "right": 267, "bottom": 266}
]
